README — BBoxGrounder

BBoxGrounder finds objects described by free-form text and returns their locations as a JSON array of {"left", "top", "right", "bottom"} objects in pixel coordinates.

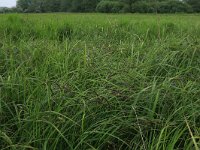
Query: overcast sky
[{"left": 0, "top": 0, "right": 16, "bottom": 8}]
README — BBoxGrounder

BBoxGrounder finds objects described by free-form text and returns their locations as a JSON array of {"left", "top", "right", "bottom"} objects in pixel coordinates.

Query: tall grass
[{"left": 0, "top": 13, "right": 200, "bottom": 150}]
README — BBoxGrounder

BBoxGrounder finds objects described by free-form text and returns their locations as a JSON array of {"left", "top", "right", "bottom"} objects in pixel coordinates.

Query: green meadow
[{"left": 0, "top": 13, "right": 200, "bottom": 149}]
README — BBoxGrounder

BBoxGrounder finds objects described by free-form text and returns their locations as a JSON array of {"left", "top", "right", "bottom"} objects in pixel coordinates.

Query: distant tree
[
  {"left": 82, "top": 0, "right": 100, "bottom": 12},
  {"left": 132, "top": 0, "right": 192, "bottom": 13},
  {"left": 184, "top": 0, "right": 200, "bottom": 12},
  {"left": 17, "top": 0, "right": 31, "bottom": 12},
  {"left": 96, "top": 0, "right": 125, "bottom": 13},
  {"left": 0, "top": 7, "right": 19, "bottom": 13},
  {"left": 41, "top": 0, "right": 61, "bottom": 12},
  {"left": 15, "top": 0, "right": 200, "bottom": 13},
  {"left": 60, "top": 0, "right": 72, "bottom": 12},
  {"left": 27, "top": 0, "right": 43, "bottom": 12},
  {"left": 71, "top": 0, "right": 83, "bottom": 12},
  {"left": 121, "top": 0, "right": 139, "bottom": 5},
  {"left": 53, "top": 0, "right": 62, "bottom": 12},
  {"left": 132, "top": 1, "right": 152, "bottom": 13},
  {"left": 158, "top": 0, "right": 192, "bottom": 13}
]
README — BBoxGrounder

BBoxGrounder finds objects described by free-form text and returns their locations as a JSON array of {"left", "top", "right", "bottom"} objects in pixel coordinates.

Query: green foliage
[
  {"left": 158, "top": 0, "right": 193, "bottom": 13},
  {"left": 184, "top": 0, "right": 200, "bottom": 12},
  {"left": 132, "top": 1, "right": 156, "bottom": 13},
  {"left": 0, "top": 15, "right": 38, "bottom": 41},
  {"left": 0, "top": 13, "right": 200, "bottom": 149},
  {"left": 60, "top": 0, "right": 72, "bottom": 12},
  {"left": 132, "top": 0, "right": 192, "bottom": 13},
  {"left": 16, "top": 0, "right": 200, "bottom": 13},
  {"left": 96, "top": 0, "right": 125, "bottom": 13},
  {"left": 57, "top": 24, "right": 73, "bottom": 41},
  {"left": 0, "top": 7, "right": 19, "bottom": 13},
  {"left": 16, "top": 0, "right": 31, "bottom": 12},
  {"left": 82, "top": 0, "right": 101, "bottom": 12}
]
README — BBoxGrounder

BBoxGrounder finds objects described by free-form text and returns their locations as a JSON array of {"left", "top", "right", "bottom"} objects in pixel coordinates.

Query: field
[{"left": 0, "top": 13, "right": 200, "bottom": 150}]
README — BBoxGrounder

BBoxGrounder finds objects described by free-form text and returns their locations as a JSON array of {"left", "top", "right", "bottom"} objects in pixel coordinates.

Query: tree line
[{"left": 2, "top": 0, "right": 200, "bottom": 13}]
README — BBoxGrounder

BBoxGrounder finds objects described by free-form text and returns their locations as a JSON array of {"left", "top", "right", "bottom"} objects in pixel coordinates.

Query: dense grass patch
[{"left": 0, "top": 13, "right": 200, "bottom": 150}]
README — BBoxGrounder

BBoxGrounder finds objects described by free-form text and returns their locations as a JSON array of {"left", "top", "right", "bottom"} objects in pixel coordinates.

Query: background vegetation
[
  {"left": 0, "top": 0, "right": 199, "bottom": 13},
  {"left": 0, "top": 13, "right": 200, "bottom": 149}
]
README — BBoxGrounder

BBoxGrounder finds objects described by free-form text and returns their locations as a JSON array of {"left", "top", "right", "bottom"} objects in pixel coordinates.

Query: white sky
[{"left": 0, "top": 0, "right": 17, "bottom": 8}]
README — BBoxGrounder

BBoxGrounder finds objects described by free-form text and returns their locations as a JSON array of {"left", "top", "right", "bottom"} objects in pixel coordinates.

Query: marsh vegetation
[{"left": 0, "top": 14, "right": 200, "bottom": 149}]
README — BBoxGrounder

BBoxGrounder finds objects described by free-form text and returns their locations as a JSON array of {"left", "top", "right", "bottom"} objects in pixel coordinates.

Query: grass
[{"left": 0, "top": 13, "right": 200, "bottom": 150}]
